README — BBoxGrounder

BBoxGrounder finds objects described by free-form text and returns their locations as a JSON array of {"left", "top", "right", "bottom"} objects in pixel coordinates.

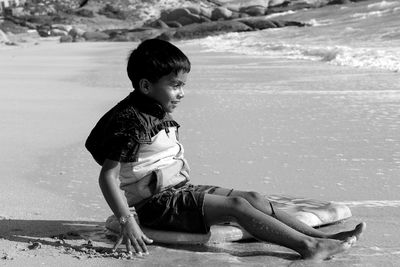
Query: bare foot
[
  {"left": 329, "top": 222, "right": 366, "bottom": 241},
  {"left": 301, "top": 236, "right": 356, "bottom": 261}
]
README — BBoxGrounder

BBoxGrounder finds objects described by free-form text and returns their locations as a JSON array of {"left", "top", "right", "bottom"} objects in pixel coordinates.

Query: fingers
[
  {"left": 125, "top": 236, "right": 134, "bottom": 255},
  {"left": 143, "top": 235, "right": 153, "bottom": 244},
  {"left": 112, "top": 235, "right": 123, "bottom": 252},
  {"left": 129, "top": 236, "right": 142, "bottom": 255},
  {"left": 113, "top": 234, "right": 152, "bottom": 255}
]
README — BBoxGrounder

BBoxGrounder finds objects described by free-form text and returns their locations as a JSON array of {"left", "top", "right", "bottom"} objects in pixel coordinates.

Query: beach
[{"left": 0, "top": 40, "right": 399, "bottom": 266}]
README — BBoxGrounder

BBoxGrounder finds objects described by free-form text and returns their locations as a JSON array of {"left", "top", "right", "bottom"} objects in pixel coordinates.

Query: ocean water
[{"left": 195, "top": 0, "right": 400, "bottom": 72}]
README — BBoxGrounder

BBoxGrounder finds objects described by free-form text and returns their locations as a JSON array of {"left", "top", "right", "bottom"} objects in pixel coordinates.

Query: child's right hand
[{"left": 112, "top": 218, "right": 153, "bottom": 255}]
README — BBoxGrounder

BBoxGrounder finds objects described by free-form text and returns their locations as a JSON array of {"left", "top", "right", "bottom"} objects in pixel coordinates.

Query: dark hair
[{"left": 127, "top": 39, "right": 191, "bottom": 89}]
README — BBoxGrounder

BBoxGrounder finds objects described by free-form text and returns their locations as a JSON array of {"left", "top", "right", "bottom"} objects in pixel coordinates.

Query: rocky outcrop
[
  {"left": 239, "top": 18, "right": 307, "bottom": 30},
  {"left": 82, "top": 31, "right": 109, "bottom": 41},
  {"left": 211, "top": 7, "right": 233, "bottom": 20},
  {"left": 160, "top": 7, "right": 211, "bottom": 26},
  {"left": 161, "top": 20, "right": 252, "bottom": 40},
  {"left": 216, "top": 0, "right": 270, "bottom": 12}
]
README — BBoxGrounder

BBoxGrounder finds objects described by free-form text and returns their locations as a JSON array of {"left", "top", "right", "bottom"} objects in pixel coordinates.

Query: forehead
[{"left": 159, "top": 71, "right": 188, "bottom": 83}]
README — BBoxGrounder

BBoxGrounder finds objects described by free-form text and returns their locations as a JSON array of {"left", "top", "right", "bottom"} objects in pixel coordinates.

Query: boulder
[
  {"left": 51, "top": 24, "right": 73, "bottom": 32},
  {"left": 155, "top": 31, "right": 176, "bottom": 41},
  {"left": 50, "top": 29, "right": 68, "bottom": 36},
  {"left": 199, "top": 16, "right": 212, "bottom": 23},
  {"left": 328, "top": 0, "right": 351, "bottom": 4},
  {"left": 220, "top": 0, "right": 270, "bottom": 11},
  {"left": 160, "top": 8, "right": 191, "bottom": 22},
  {"left": 161, "top": 8, "right": 202, "bottom": 26},
  {"left": 268, "top": 0, "right": 288, "bottom": 7},
  {"left": 177, "top": 13, "right": 202, "bottom": 25},
  {"left": 240, "top": 19, "right": 278, "bottom": 30},
  {"left": 68, "top": 27, "right": 85, "bottom": 38},
  {"left": 59, "top": 35, "right": 73, "bottom": 43},
  {"left": 186, "top": 5, "right": 201, "bottom": 15},
  {"left": 82, "top": 31, "right": 110, "bottom": 41},
  {"left": 240, "top": 5, "right": 267, "bottom": 16},
  {"left": 109, "top": 32, "right": 130, "bottom": 42},
  {"left": 200, "top": 7, "right": 212, "bottom": 18},
  {"left": 172, "top": 21, "right": 252, "bottom": 40},
  {"left": 146, "top": 19, "right": 169, "bottom": 29},
  {"left": 165, "top": 21, "right": 183, "bottom": 28},
  {"left": 125, "top": 28, "right": 163, "bottom": 42},
  {"left": 240, "top": 18, "right": 307, "bottom": 30},
  {"left": 211, "top": 7, "right": 233, "bottom": 21}
]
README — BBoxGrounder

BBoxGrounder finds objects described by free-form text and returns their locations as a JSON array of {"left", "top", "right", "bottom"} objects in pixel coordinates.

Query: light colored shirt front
[{"left": 119, "top": 126, "right": 189, "bottom": 206}]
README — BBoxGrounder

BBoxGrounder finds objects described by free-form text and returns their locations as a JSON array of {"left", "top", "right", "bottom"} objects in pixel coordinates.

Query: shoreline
[{"left": 0, "top": 41, "right": 399, "bottom": 266}]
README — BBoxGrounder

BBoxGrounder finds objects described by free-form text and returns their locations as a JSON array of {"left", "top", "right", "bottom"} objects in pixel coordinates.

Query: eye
[{"left": 172, "top": 82, "right": 184, "bottom": 89}]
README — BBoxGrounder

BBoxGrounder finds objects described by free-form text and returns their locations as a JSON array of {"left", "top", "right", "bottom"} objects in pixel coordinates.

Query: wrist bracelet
[{"left": 119, "top": 213, "right": 134, "bottom": 225}]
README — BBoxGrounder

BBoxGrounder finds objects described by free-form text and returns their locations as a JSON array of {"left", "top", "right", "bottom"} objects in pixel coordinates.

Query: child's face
[{"left": 147, "top": 71, "right": 187, "bottom": 113}]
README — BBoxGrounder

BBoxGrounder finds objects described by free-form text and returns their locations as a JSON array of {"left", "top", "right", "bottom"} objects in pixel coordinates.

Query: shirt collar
[{"left": 129, "top": 90, "right": 166, "bottom": 119}]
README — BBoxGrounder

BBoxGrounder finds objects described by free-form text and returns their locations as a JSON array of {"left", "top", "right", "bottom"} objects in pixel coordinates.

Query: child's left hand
[{"left": 112, "top": 218, "right": 153, "bottom": 256}]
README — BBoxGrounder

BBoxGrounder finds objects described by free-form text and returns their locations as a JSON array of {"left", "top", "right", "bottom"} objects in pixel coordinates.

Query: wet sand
[{"left": 0, "top": 41, "right": 399, "bottom": 266}]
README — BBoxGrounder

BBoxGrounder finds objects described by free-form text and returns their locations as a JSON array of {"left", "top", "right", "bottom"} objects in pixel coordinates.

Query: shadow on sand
[{"left": 0, "top": 219, "right": 299, "bottom": 260}]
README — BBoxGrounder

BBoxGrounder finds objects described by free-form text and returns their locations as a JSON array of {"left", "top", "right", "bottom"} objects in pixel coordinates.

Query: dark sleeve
[
  {"left": 85, "top": 106, "right": 142, "bottom": 165},
  {"left": 102, "top": 112, "right": 141, "bottom": 163}
]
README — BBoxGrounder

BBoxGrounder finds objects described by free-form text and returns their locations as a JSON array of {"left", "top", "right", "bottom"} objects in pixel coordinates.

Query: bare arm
[{"left": 99, "top": 159, "right": 153, "bottom": 255}]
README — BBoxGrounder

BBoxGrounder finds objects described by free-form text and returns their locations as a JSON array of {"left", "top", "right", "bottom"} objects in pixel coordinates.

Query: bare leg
[
  {"left": 211, "top": 188, "right": 365, "bottom": 241},
  {"left": 203, "top": 194, "right": 355, "bottom": 260}
]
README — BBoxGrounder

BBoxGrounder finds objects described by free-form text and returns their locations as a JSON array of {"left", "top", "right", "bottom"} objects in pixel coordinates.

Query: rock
[
  {"left": 211, "top": 7, "right": 233, "bottom": 21},
  {"left": 186, "top": 5, "right": 201, "bottom": 15},
  {"left": 177, "top": 13, "right": 202, "bottom": 25},
  {"left": 172, "top": 21, "right": 252, "bottom": 40},
  {"left": 240, "top": 5, "right": 267, "bottom": 16},
  {"left": 68, "top": 27, "right": 85, "bottom": 38},
  {"left": 240, "top": 18, "right": 307, "bottom": 30},
  {"left": 28, "top": 242, "right": 42, "bottom": 250},
  {"left": 199, "top": 16, "right": 212, "bottom": 23},
  {"left": 165, "top": 21, "right": 183, "bottom": 28},
  {"left": 146, "top": 19, "right": 169, "bottom": 29},
  {"left": 200, "top": 7, "right": 212, "bottom": 18},
  {"left": 82, "top": 31, "right": 110, "bottom": 41},
  {"left": 125, "top": 28, "right": 163, "bottom": 42},
  {"left": 75, "top": 8, "right": 94, "bottom": 18},
  {"left": 59, "top": 35, "right": 73, "bottom": 43},
  {"left": 50, "top": 29, "right": 68, "bottom": 36},
  {"left": 51, "top": 24, "right": 73, "bottom": 32},
  {"left": 328, "top": 0, "right": 351, "bottom": 4},
  {"left": 240, "top": 19, "right": 278, "bottom": 30},
  {"left": 161, "top": 8, "right": 201, "bottom": 26},
  {"left": 160, "top": 8, "right": 191, "bottom": 22},
  {"left": 74, "top": 36, "right": 86, "bottom": 42},
  {"left": 221, "top": 0, "right": 270, "bottom": 12},
  {"left": 268, "top": 0, "right": 288, "bottom": 7},
  {"left": 155, "top": 31, "right": 175, "bottom": 41}
]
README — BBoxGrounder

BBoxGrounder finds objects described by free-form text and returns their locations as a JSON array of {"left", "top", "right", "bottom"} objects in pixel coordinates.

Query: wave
[
  {"left": 198, "top": 34, "right": 400, "bottom": 72},
  {"left": 334, "top": 200, "right": 400, "bottom": 208},
  {"left": 367, "top": 0, "right": 398, "bottom": 9}
]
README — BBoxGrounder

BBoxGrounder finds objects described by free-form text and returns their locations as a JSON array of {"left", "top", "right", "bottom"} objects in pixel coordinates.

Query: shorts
[{"left": 136, "top": 183, "right": 230, "bottom": 234}]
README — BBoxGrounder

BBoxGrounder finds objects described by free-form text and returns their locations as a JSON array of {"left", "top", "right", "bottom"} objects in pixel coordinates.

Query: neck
[{"left": 130, "top": 90, "right": 166, "bottom": 119}]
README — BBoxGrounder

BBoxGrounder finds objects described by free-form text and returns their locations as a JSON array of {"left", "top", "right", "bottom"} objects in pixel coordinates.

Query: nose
[{"left": 177, "top": 87, "right": 184, "bottom": 99}]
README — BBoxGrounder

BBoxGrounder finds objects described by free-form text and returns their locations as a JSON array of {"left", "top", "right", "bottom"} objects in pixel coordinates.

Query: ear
[{"left": 138, "top": 78, "right": 152, "bottom": 95}]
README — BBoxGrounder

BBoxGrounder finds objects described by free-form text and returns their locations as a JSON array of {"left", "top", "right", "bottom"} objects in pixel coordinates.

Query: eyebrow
[{"left": 170, "top": 79, "right": 185, "bottom": 86}]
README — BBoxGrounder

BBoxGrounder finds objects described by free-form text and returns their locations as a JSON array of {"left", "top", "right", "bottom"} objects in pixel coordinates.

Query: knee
[
  {"left": 226, "top": 196, "right": 251, "bottom": 213},
  {"left": 243, "top": 191, "right": 264, "bottom": 203}
]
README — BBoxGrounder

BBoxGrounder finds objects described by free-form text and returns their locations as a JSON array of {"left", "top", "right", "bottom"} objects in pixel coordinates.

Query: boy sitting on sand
[{"left": 85, "top": 39, "right": 365, "bottom": 260}]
